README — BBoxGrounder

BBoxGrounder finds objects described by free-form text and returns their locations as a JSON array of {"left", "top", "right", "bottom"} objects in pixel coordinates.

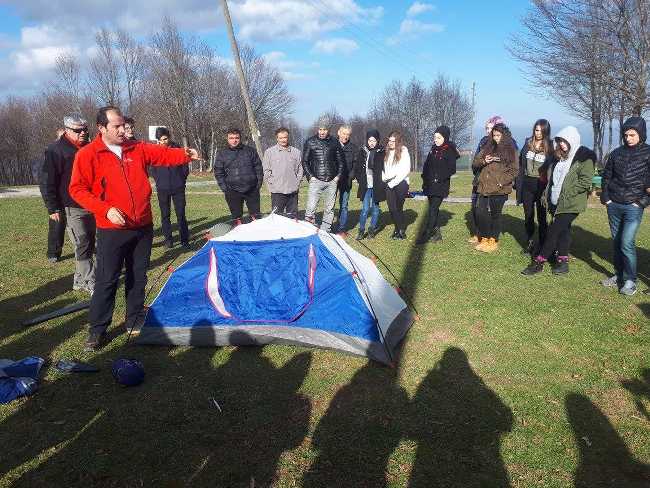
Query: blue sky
[{"left": 0, "top": 0, "right": 587, "bottom": 144}]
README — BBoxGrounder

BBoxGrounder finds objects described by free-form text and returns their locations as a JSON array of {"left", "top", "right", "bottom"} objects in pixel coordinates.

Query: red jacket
[{"left": 69, "top": 135, "right": 191, "bottom": 230}]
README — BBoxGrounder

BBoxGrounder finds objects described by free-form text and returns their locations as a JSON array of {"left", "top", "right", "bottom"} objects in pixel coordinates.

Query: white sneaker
[
  {"left": 601, "top": 275, "right": 619, "bottom": 288},
  {"left": 619, "top": 280, "right": 637, "bottom": 296}
]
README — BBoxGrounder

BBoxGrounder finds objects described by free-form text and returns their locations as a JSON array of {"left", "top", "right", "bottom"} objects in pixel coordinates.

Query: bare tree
[
  {"left": 510, "top": 0, "right": 612, "bottom": 162},
  {"left": 54, "top": 53, "right": 82, "bottom": 112},
  {"left": 88, "top": 28, "right": 122, "bottom": 106},
  {"left": 371, "top": 76, "right": 473, "bottom": 170},
  {"left": 240, "top": 46, "right": 294, "bottom": 143},
  {"left": 115, "top": 29, "right": 145, "bottom": 115}
]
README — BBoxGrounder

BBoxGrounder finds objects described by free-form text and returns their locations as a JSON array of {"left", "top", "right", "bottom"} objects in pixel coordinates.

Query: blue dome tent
[{"left": 137, "top": 215, "right": 413, "bottom": 365}]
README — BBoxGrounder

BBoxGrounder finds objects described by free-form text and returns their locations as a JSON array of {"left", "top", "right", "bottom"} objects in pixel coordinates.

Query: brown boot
[
  {"left": 475, "top": 238, "right": 489, "bottom": 251},
  {"left": 482, "top": 237, "right": 499, "bottom": 253}
]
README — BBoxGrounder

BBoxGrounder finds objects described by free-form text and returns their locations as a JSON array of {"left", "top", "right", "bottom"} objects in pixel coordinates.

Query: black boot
[
  {"left": 356, "top": 230, "right": 367, "bottom": 241},
  {"left": 551, "top": 259, "right": 569, "bottom": 275},
  {"left": 396, "top": 229, "right": 407, "bottom": 240},
  {"left": 430, "top": 227, "right": 442, "bottom": 242},
  {"left": 521, "top": 259, "right": 544, "bottom": 275},
  {"left": 416, "top": 230, "right": 431, "bottom": 245},
  {"left": 367, "top": 227, "right": 376, "bottom": 239},
  {"left": 391, "top": 228, "right": 399, "bottom": 239},
  {"left": 521, "top": 239, "right": 534, "bottom": 255}
]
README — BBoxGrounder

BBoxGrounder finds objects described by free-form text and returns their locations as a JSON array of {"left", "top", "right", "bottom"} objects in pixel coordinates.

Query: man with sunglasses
[{"left": 40, "top": 114, "right": 96, "bottom": 294}]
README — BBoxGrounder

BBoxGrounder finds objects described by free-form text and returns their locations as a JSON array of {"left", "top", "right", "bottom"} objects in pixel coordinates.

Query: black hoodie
[
  {"left": 421, "top": 126, "right": 459, "bottom": 198},
  {"left": 601, "top": 116, "right": 650, "bottom": 207}
]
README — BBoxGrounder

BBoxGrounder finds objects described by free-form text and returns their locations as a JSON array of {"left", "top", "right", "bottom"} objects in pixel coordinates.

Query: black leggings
[
  {"left": 539, "top": 212, "right": 577, "bottom": 259},
  {"left": 470, "top": 187, "right": 479, "bottom": 235},
  {"left": 521, "top": 176, "right": 547, "bottom": 243},
  {"left": 476, "top": 195, "right": 507, "bottom": 239},
  {"left": 426, "top": 196, "right": 444, "bottom": 232},
  {"left": 386, "top": 180, "right": 409, "bottom": 232}
]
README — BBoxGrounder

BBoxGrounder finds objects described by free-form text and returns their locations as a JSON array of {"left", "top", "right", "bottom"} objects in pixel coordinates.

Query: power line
[{"left": 306, "top": 0, "right": 437, "bottom": 84}]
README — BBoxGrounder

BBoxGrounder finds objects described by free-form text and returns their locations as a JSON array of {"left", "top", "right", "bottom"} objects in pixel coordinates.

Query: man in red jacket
[{"left": 70, "top": 106, "right": 200, "bottom": 350}]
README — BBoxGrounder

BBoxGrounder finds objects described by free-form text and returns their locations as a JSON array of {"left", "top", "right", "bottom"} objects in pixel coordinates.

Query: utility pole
[
  {"left": 469, "top": 81, "right": 476, "bottom": 168},
  {"left": 219, "top": 0, "right": 263, "bottom": 157}
]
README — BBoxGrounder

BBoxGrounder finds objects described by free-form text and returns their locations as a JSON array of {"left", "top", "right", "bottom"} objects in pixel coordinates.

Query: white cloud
[
  {"left": 312, "top": 38, "right": 359, "bottom": 55},
  {"left": 400, "top": 19, "right": 444, "bottom": 35},
  {"left": 262, "top": 50, "right": 312, "bottom": 80},
  {"left": 232, "top": 0, "right": 383, "bottom": 41},
  {"left": 406, "top": 2, "right": 435, "bottom": 17},
  {"left": 386, "top": 19, "right": 444, "bottom": 45}
]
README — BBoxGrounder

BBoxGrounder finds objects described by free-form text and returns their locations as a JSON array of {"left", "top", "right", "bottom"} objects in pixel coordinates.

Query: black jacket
[
  {"left": 421, "top": 143, "right": 459, "bottom": 198},
  {"left": 149, "top": 142, "right": 189, "bottom": 192},
  {"left": 302, "top": 135, "right": 344, "bottom": 182},
  {"left": 214, "top": 143, "right": 263, "bottom": 193},
  {"left": 353, "top": 146, "right": 387, "bottom": 203},
  {"left": 516, "top": 137, "right": 555, "bottom": 204},
  {"left": 39, "top": 136, "right": 84, "bottom": 213},
  {"left": 338, "top": 139, "right": 358, "bottom": 191},
  {"left": 601, "top": 117, "right": 650, "bottom": 208}
]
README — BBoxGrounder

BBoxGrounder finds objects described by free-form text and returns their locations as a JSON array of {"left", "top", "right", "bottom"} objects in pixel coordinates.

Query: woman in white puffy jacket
[{"left": 382, "top": 131, "right": 411, "bottom": 239}]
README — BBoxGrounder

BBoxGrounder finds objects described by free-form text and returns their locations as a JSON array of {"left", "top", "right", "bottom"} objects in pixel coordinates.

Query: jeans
[
  {"left": 271, "top": 192, "right": 299, "bottom": 218},
  {"left": 65, "top": 206, "right": 96, "bottom": 288},
  {"left": 607, "top": 201, "right": 644, "bottom": 282},
  {"left": 358, "top": 188, "right": 380, "bottom": 232},
  {"left": 521, "top": 176, "right": 547, "bottom": 244},
  {"left": 305, "top": 178, "right": 338, "bottom": 232},
  {"left": 89, "top": 225, "right": 153, "bottom": 334},
  {"left": 157, "top": 188, "right": 189, "bottom": 244},
  {"left": 337, "top": 189, "right": 351, "bottom": 231},
  {"left": 476, "top": 195, "right": 507, "bottom": 239},
  {"left": 46, "top": 212, "right": 66, "bottom": 259}
]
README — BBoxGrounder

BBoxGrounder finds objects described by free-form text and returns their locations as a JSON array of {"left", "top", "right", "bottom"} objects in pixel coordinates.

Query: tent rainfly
[{"left": 137, "top": 215, "right": 413, "bottom": 365}]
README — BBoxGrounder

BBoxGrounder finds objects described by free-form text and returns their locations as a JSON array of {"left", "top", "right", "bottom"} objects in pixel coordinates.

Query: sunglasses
[{"left": 66, "top": 126, "right": 89, "bottom": 134}]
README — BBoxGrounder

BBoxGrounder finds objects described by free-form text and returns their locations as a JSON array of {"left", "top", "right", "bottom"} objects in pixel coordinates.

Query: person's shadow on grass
[
  {"left": 620, "top": 369, "right": 650, "bottom": 422},
  {"left": 566, "top": 393, "right": 650, "bottom": 487},
  {"left": 301, "top": 361, "right": 408, "bottom": 488},
  {"left": 190, "top": 332, "right": 312, "bottom": 487},
  {"left": 407, "top": 347, "right": 513, "bottom": 487}
]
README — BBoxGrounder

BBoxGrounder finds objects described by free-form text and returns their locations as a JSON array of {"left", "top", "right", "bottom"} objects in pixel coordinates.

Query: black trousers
[
  {"left": 426, "top": 196, "right": 444, "bottom": 232},
  {"left": 271, "top": 192, "right": 298, "bottom": 217},
  {"left": 476, "top": 195, "right": 507, "bottom": 239},
  {"left": 89, "top": 225, "right": 153, "bottom": 334},
  {"left": 47, "top": 213, "right": 66, "bottom": 258},
  {"left": 539, "top": 212, "right": 577, "bottom": 259},
  {"left": 225, "top": 188, "right": 261, "bottom": 220},
  {"left": 521, "top": 176, "right": 547, "bottom": 244},
  {"left": 470, "top": 187, "right": 479, "bottom": 235},
  {"left": 386, "top": 180, "right": 409, "bottom": 232},
  {"left": 157, "top": 188, "right": 189, "bottom": 244}
]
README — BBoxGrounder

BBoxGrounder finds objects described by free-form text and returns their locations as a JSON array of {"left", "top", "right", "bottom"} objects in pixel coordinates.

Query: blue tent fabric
[
  {"left": 138, "top": 215, "right": 412, "bottom": 364},
  {"left": 145, "top": 235, "right": 378, "bottom": 341},
  {"left": 0, "top": 356, "right": 44, "bottom": 404}
]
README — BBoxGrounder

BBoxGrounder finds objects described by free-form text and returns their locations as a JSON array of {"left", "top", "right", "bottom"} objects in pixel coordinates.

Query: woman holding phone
[{"left": 472, "top": 123, "right": 518, "bottom": 252}]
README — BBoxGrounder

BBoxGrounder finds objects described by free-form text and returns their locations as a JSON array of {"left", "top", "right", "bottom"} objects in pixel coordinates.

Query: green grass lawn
[{"left": 0, "top": 175, "right": 649, "bottom": 487}]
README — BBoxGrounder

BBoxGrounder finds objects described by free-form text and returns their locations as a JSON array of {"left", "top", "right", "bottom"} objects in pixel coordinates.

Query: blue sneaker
[{"left": 619, "top": 280, "right": 637, "bottom": 296}]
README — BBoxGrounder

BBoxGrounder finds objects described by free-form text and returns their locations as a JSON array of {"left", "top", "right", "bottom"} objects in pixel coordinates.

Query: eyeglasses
[{"left": 66, "top": 126, "right": 89, "bottom": 134}]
